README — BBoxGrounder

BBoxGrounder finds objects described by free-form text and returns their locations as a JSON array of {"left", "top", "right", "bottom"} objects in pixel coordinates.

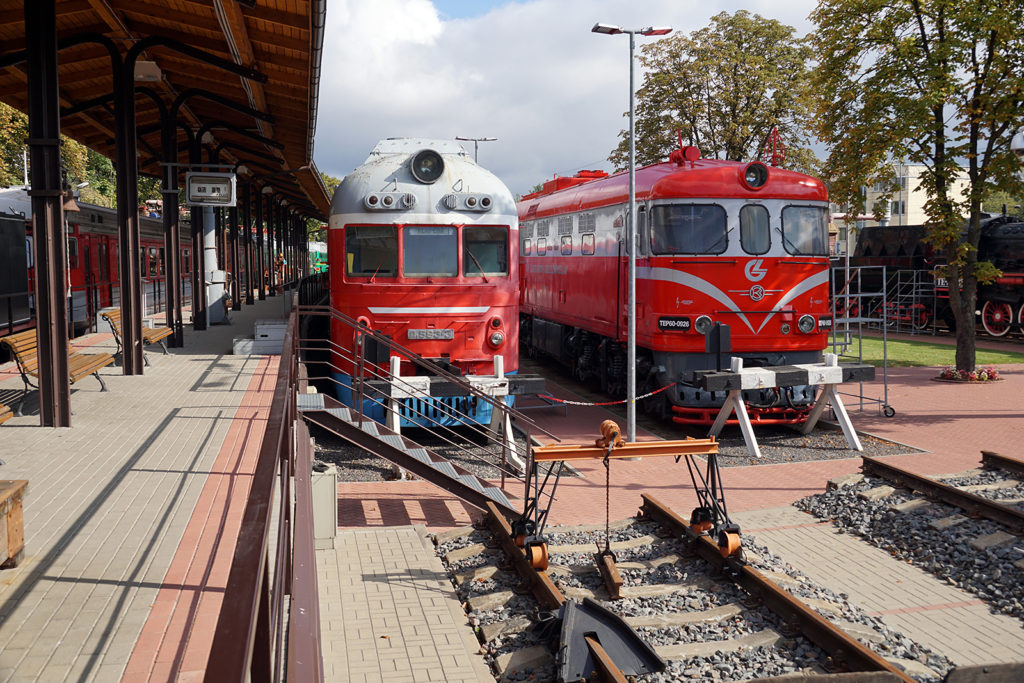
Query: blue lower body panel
[{"left": 332, "top": 371, "right": 516, "bottom": 428}]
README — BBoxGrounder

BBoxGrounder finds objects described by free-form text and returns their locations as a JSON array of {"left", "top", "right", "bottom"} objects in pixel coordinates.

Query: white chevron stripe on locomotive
[{"left": 638, "top": 266, "right": 829, "bottom": 334}]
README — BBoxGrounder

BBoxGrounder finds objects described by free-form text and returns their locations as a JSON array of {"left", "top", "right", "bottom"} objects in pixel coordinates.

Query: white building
[{"left": 861, "top": 163, "right": 970, "bottom": 227}]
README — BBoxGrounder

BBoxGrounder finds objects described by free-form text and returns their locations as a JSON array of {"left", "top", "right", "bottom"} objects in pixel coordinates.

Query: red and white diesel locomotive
[
  {"left": 328, "top": 138, "right": 519, "bottom": 426},
  {"left": 518, "top": 145, "right": 832, "bottom": 425}
]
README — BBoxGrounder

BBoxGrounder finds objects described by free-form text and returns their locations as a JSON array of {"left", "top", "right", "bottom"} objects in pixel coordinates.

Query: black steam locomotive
[{"left": 832, "top": 215, "right": 1024, "bottom": 337}]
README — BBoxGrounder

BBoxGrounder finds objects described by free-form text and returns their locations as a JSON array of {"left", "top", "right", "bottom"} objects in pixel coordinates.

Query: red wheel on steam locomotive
[{"left": 981, "top": 300, "right": 1014, "bottom": 337}]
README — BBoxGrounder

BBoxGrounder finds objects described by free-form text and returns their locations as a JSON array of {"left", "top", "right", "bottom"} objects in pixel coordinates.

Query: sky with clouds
[{"left": 313, "top": 0, "right": 819, "bottom": 196}]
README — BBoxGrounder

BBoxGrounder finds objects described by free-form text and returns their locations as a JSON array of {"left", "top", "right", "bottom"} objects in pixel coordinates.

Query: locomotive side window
[
  {"left": 560, "top": 235, "right": 572, "bottom": 255},
  {"left": 781, "top": 206, "right": 828, "bottom": 256},
  {"left": 464, "top": 226, "right": 509, "bottom": 276},
  {"left": 537, "top": 237, "right": 547, "bottom": 255},
  {"left": 346, "top": 225, "right": 397, "bottom": 277},
  {"left": 404, "top": 226, "right": 456, "bottom": 277},
  {"left": 522, "top": 238, "right": 532, "bottom": 256},
  {"left": 582, "top": 233, "right": 595, "bottom": 255},
  {"left": 67, "top": 237, "right": 79, "bottom": 269},
  {"left": 650, "top": 204, "right": 727, "bottom": 255},
  {"left": 740, "top": 205, "right": 770, "bottom": 255}
]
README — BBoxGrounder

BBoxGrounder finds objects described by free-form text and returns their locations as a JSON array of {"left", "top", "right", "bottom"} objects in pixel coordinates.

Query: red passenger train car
[
  {"left": 1, "top": 187, "right": 197, "bottom": 340},
  {"left": 517, "top": 146, "right": 832, "bottom": 425}
]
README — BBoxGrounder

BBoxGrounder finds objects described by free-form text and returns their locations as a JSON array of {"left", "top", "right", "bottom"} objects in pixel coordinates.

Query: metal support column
[
  {"left": 242, "top": 183, "right": 254, "bottom": 306},
  {"left": 161, "top": 125, "right": 184, "bottom": 347},
  {"left": 229, "top": 200, "right": 240, "bottom": 311},
  {"left": 25, "top": 0, "right": 71, "bottom": 426},
  {"left": 189, "top": 140, "right": 207, "bottom": 329},
  {"left": 256, "top": 188, "right": 266, "bottom": 301}
]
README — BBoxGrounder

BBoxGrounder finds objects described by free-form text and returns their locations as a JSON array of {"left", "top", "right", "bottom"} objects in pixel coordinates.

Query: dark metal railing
[{"left": 204, "top": 307, "right": 324, "bottom": 683}]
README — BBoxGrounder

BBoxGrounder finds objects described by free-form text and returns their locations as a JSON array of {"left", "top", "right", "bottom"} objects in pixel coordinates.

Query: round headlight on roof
[
  {"left": 410, "top": 149, "right": 444, "bottom": 184},
  {"left": 742, "top": 161, "right": 769, "bottom": 190}
]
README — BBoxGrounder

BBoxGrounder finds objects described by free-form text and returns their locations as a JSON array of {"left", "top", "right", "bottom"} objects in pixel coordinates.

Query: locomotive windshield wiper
[
  {"left": 466, "top": 250, "right": 489, "bottom": 282},
  {"left": 704, "top": 227, "right": 733, "bottom": 254},
  {"left": 777, "top": 227, "right": 803, "bottom": 255}
]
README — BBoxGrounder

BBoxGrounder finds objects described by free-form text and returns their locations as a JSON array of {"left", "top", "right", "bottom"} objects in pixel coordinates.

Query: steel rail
[
  {"left": 863, "top": 456, "right": 1024, "bottom": 534},
  {"left": 981, "top": 450, "right": 1024, "bottom": 478},
  {"left": 484, "top": 503, "right": 565, "bottom": 610},
  {"left": 639, "top": 494, "right": 915, "bottom": 682}
]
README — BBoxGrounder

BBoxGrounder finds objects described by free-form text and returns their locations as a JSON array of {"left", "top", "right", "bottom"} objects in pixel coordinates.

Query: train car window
[
  {"left": 158, "top": 247, "right": 165, "bottom": 276},
  {"left": 650, "top": 204, "right": 727, "bottom": 255},
  {"left": 781, "top": 206, "right": 829, "bottom": 256},
  {"left": 139, "top": 247, "right": 147, "bottom": 277},
  {"left": 521, "top": 238, "right": 532, "bottom": 256},
  {"left": 403, "top": 226, "right": 456, "bottom": 277},
  {"left": 99, "top": 242, "right": 109, "bottom": 281},
  {"left": 464, "top": 226, "right": 509, "bottom": 276},
  {"left": 560, "top": 235, "right": 572, "bottom": 255},
  {"left": 537, "top": 237, "right": 547, "bottom": 255},
  {"left": 67, "top": 237, "right": 79, "bottom": 269},
  {"left": 346, "top": 225, "right": 397, "bottom": 277},
  {"left": 582, "top": 233, "right": 595, "bottom": 255},
  {"left": 740, "top": 205, "right": 771, "bottom": 255},
  {"left": 183, "top": 248, "right": 191, "bottom": 273},
  {"left": 25, "top": 237, "right": 33, "bottom": 268},
  {"left": 149, "top": 247, "right": 159, "bottom": 276}
]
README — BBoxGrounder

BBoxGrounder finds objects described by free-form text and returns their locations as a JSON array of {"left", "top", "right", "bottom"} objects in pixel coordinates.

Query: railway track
[
  {"left": 798, "top": 452, "right": 1024, "bottom": 625},
  {"left": 435, "top": 497, "right": 952, "bottom": 682}
]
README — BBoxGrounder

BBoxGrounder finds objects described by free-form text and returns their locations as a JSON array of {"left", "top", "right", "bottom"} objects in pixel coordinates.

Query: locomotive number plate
[
  {"left": 408, "top": 328, "right": 454, "bottom": 340},
  {"left": 817, "top": 316, "right": 833, "bottom": 330},
  {"left": 658, "top": 316, "right": 691, "bottom": 332}
]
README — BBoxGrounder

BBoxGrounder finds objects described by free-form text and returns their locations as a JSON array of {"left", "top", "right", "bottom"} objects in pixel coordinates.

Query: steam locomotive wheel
[
  {"left": 981, "top": 301, "right": 1013, "bottom": 337},
  {"left": 1018, "top": 304, "right": 1024, "bottom": 337},
  {"left": 911, "top": 304, "right": 933, "bottom": 331}
]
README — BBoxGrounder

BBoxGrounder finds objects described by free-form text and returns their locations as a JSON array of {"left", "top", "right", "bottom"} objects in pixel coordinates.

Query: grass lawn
[{"left": 829, "top": 336, "right": 1024, "bottom": 367}]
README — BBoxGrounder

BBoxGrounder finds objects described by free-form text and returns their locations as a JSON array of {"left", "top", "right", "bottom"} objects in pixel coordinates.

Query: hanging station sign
[{"left": 185, "top": 172, "right": 236, "bottom": 207}]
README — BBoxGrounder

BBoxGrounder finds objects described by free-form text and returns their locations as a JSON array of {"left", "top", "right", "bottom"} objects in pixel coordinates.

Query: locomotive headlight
[
  {"left": 780, "top": 322, "right": 791, "bottom": 335},
  {"left": 741, "top": 161, "right": 769, "bottom": 190},
  {"left": 489, "top": 331, "right": 505, "bottom": 348},
  {"left": 797, "top": 314, "right": 816, "bottom": 333},
  {"left": 694, "top": 315, "right": 713, "bottom": 335},
  {"left": 410, "top": 149, "right": 444, "bottom": 184}
]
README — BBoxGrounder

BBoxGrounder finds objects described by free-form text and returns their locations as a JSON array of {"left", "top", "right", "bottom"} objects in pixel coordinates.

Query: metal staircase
[{"left": 298, "top": 390, "right": 519, "bottom": 517}]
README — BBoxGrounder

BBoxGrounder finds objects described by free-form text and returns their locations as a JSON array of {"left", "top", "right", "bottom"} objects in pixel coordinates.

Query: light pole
[
  {"left": 455, "top": 136, "right": 497, "bottom": 163},
  {"left": 592, "top": 22, "right": 672, "bottom": 443}
]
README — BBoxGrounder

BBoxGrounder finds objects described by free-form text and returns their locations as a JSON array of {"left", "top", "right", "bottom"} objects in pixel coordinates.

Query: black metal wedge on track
[
  {"left": 298, "top": 392, "right": 518, "bottom": 517},
  {"left": 863, "top": 456, "right": 1024, "bottom": 534}
]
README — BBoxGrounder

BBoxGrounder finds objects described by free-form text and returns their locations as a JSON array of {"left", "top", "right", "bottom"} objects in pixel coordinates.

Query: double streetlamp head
[
  {"left": 591, "top": 23, "right": 672, "bottom": 36},
  {"left": 591, "top": 21, "right": 672, "bottom": 443}
]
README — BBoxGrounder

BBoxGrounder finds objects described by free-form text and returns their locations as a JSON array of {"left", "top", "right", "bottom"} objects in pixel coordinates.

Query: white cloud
[{"left": 314, "top": 0, "right": 818, "bottom": 196}]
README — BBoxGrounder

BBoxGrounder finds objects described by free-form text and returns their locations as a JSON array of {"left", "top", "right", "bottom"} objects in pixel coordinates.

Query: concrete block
[
  {"left": 890, "top": 498, "right": 931, "bottom": 514},
  {"left": 858, "top": 485, "right": 896, "bottom": 501},
  {"left": 466, "top": 590, "right": 513, "bottom": 613},
  {"left": 969, "top": 530, "right": 1015, "bottom": 551},
  {"left": 828, "top": 473, "right": 865, "bottom": 490},
  {"left": 497, "top": 646, "right": 552, "bottom": 681},
  {"left": 929, "top": 514, "right": 969, "bottom": 531},
  {"left": 232, "top": 337, "right": 255, "bottom": 355},
  {"left": 312, "top": 465, "right": 337, "bottom": 549}
]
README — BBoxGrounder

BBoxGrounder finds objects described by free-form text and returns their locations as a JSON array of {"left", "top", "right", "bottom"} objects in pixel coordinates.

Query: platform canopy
[{"left": 0, "top": 0, "right": 329, "bottom": 218}]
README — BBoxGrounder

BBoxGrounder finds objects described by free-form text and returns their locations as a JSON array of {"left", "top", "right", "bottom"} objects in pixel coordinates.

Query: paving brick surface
[{"left": 318, "top": 526, "right": 491, "bottom": 683}]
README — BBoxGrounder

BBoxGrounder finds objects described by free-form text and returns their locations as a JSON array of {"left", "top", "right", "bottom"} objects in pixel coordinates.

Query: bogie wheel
[
  {"left": 525, "top": 542, "right": 549, "bottom": 571},
  {"left": 981, "top": 300, "right": 1013, "bottom": 337}
]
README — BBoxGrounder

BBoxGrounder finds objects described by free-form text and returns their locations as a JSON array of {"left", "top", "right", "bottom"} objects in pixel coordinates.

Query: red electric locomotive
[{"left": 518, "top": 145, "right": 832, "bottom": 425}]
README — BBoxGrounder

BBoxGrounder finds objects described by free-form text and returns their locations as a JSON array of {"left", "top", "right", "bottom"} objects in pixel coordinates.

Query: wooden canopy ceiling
[{"left": 0, "top": 0, "right": 329, "bottom": 218}]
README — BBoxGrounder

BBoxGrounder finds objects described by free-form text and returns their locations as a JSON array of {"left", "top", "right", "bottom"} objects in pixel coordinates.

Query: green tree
[
  {"left": 610, "top": 11, "right": 818, "bottom": 173},
  {"left": 319, "top": 171, "right": 341, "bottom": 199},
  {"left": 813, "top": 0, "right": 1024, "bottom": 371}
]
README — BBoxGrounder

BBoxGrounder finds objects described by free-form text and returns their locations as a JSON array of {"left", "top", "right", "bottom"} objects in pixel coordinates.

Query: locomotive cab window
[
  {"left": 781, "top": 206, "right": 829, "bottom": 256},
  {"left": 464, "top": 225, "right": 509, "bottom": 276},
  {"left": 740, "top": 205, "right": 771, "bottom": 255},
  {"left": 650, "top": 204, "right": 727, "bottom": 255},
  {"left": 346, "top": 225, "right": 397, "bottom": 277},
  {"left": 404, "top": 226, "right": 456, "bottom": 277}
]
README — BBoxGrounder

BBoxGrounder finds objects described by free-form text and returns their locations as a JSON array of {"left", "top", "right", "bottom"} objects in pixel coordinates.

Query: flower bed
[{"left": 936, "top": 365, "right": 1001, "bottom": 382}]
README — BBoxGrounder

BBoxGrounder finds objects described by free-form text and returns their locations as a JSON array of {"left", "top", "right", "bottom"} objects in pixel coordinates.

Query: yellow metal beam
[{"left": 532, "top": 437, "right": 718, "bottom": 462}]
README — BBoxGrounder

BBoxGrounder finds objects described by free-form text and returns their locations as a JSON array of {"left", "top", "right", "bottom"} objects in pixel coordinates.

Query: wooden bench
[
  {"left": 1, "top": 330, "right": 115, "bottom": 416},
  {"left": 0, "top": 480, "right": 27, "bottom": 568},
  {"left": 0, "top": 403, "right": 11, "bottom": 425},
  {"left": 100, "top": 308, "right": 174, "bottom": 366}
]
